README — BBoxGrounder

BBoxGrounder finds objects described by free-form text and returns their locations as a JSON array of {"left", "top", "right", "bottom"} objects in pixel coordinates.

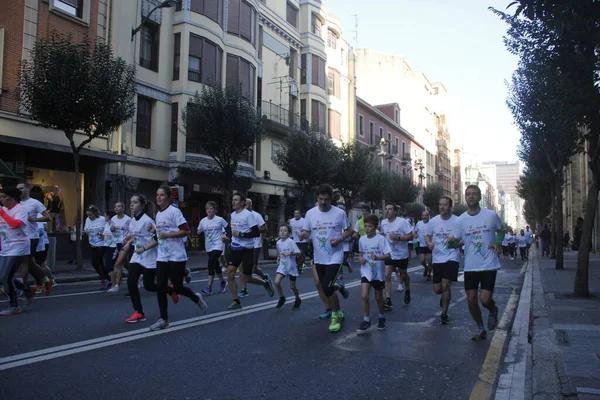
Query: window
[
  {"left": 190, "top": 0, "right": 223, "bottom": 25},
  {"left": 240, "top": 146, "right": 254, "bottom": 165},
  {"left": 188, "top": 34, "right": 223, "bottom": 85},
  {"left": 329, "top": 109, "right": 341, "bottom": 140},
  {"left": 136, "top": 96, "right": 153, "bottom": 149},
  {"left": 395, "top": 108, "right": 400, "bottom": 124},
  {"left": 327, "top": 30, "right": 337, "bottom": 49},
  {"left": 369, "top": 121, "right": 374, "bottom": 143},
  {"left": 402, "top": 141, "right": 406, "bottom": 156},
  {"left": 311, "top": 14, "right": 322, "bottom": 36},
  {"left": 140, "top": 22, "right": 159, "bottom": 72},
  {"left": 395, "top": 137, "right": 399, "bottom": 154},
  {"left": 185, "top": 103, "right": 206, "bottom": 154},
  {"left": 52, "top": 0, "right": 83, "bottom": 19},
  {"left": 358, "top": 115, "right": 364, "bottom": 137},
  {"left": 340, "top": 48, "right": 344, "bottom": 65},
  {"left": 379, "top": 127, "right": 383, "bottom": 140},
  {"left": 327, "top": 68, "right": 340, "bottom": 97},
  {"left": 311, "top": 55, "right": 326, "bottom": 89},
  {"left": 228, "top": 0, "right": 256, "bottom": 45},
  {"left": 170, "top": 103, "right": 178, "bottom": 152},
  {"left": 226, "top": 54, "right": 256, "bottom": 100},
  {"left": 311, "top": 100, "right": 326, "bottom": 131},
  {"left": 300, "top": 54, "right": 307, "bottom": 84},
  {"left": 271, "top": 141, "right": 281, "bottom": 161},
  {"left": 387, "top": 132, "right": 391, "bottom": 154},
  {"left": 300, "top": 99, "right": 306, "bottom": 117},
  {"left": 173, "top": 33, "right": 181, "bottom": 80},
  {"left": 286, "top": 3, "right": 298, "bottom": 28}
]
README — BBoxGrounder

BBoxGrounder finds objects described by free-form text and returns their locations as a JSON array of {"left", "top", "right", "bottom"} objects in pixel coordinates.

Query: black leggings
[
  {"left": 207, "top": 250, "right": 223, "bottom": 276},
  {"left": 519, "top": 247, "right": 527, "bottom": 260},
  {"left": 127, "top": 263, "right": 175, "bottom": 315},
  {"left": 90, "top": 247, "right": 106, "bottom": 280},
  {"left": 1, "top": 255, "right": 29, "bottom": 307},
  {"left": 156, "top": 261, "right": 199, "bottom": 320}
]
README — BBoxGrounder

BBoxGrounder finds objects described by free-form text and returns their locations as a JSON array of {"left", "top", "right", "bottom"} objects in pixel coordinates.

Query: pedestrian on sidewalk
[
  {"left": 197, "top": 201, "right": 228, "bottom": 295},
  {"left": 273, "top": 224, "right": 302, "bottom": 309},
  {"left": 83, "top": 205, "right": 108, "bottom": 289},
  {"left": 452, "top": 185, "right": 503, "bottom": 341},
  {"left": 517, "top": 230, "right": 527, "bottom": 261},
  {"left": 540, "top": 224, "right": 551, "bottom": 257}
]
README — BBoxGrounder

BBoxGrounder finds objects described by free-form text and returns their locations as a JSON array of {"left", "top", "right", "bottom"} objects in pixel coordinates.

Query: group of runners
[{"left": 0, "top": 181, "right": 507, "bottom": 340}]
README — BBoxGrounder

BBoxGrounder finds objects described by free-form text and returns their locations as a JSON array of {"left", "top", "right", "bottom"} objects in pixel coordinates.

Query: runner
[
  {"left": 0, "top": 186, "right": 35, "bottom": 315},
  {"left": 524, "top": 225, "right": 533, "bottom": 259},
  {"left": 151, "top": 186, "right": 207, "bottom": 331},
  {"left": 16, "top": 182, "right": 53, "bottom": 295},
  {"left": 33, "top": 215, "right": 54, "bottom": 289},
  {"left": 507, "top": 229, "right": 517, "bottom": 261},
  {"left": 102, "top": 211, "right": 117, "bottom": 291},
  {"left": 517, "top": 229, "right": 528, "bottom": 261},
  {"left": 83, "top": 205, "right": 108, "bottom": 289},
  {"left": 105, "top": 202, "right": 131, "bottom": 293},
  {"left": 197, "top": 201, "right": 228, "bottom": 295},
  {"left": 380, "top": 202, "right": 414, "bottom": 309},
  {"left": 407, "top": 217, "right": 415, "bottom": 261},
  {"left": 274, "top": 224, "right": 302, "bottom": 309},
  {"left": 357, "top": 214, "right": 391, "bottom": 333},
  {"left": 452, "top": 185, "right": 503, "bottom": 341},
  {"left": 239, "top": 198, "right": 270, "bottom": 297},
  {"left": 415, "top": 211, "right": 432, "bottom": 281},
  {"left": 289, "top": 208, "right": 308, "bottom": 274},
  {"left": 300, "top": 184, "right": 352, "bottom": 333},
  {"left": 223, "top": 193, "right": 274, "bottom": 310},
  {"left": 425, "top": 195, "right": 461, "bottom": 324}
]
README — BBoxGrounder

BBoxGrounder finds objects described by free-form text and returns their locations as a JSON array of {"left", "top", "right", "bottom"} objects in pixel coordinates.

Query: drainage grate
[{"left": 556, "top": 329, "right": 570, "bottom": 346}]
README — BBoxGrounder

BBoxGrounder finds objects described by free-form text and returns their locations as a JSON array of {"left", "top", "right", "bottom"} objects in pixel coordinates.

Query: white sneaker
[
  {"left": 138, "top": 277, "right": 144, "bottom": 288},
  {"left": 107, "top": 285, "right": 119, "bottom": 293},
  {"left": 196, "top": 292, "right": 208, "bottom": 314},
  {"left": 397, "top": 284, "right": 404, "bottom": 292},
  {"left": 149, "top": 318, "right": 169, "bottom": 331}
]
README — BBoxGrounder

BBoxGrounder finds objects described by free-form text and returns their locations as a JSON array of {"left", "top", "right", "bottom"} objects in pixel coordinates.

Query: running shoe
[
  {"left": 319, "top": 309, "right": 332, "bottom": 319},
  {"left": 423, "top": 267, "right": 428, "bottom": 277},
  {"left": 377, "top": 317, "right": 387, "bottom": 331},
  {"left": 125, "top": 311, "right": 146, "bottom": 324},
  {"left": 149, "top": 318, "right": 169, "bottom": 331},
  {"left": 0, "top": 306, "right": 23, "bottom": 316},
  {"left": 195, "top": 292, "right": 208, "bottom": 314},
  {"left": 226, "top": 301, "right": 242, "bottom": 310},
  {"left": 338, "top": 282, "right": 349, "bottom": 299},
  {"left": 397, "top": 283, "right": 404, "bottom": 292},
  {"left": 35, "top": 285, "right": 43, "bottom": 295},
  {"left": 384, "top": 298, "right": 393, "bottom": 311},
  {"left": 238, "top": 289, "right": 248, "bottom": 298},
  {"left": 276, "top": 296, "right": 286, "bottom": 308},
  {"left": 169, "top": 285, "right": 179, "bottom": 304},
  {"left": 292, "top": 297, "right": 301, "bottom": 310},
  {"left": 52, "top": 280, "right": 58, "bottom": 288},
  {"left": 201, "top": 285, "right": 212, "bottom": 295},
  {"left": 219, "top": 281, "right": 228, "bottom": 293},
  {"left": 44, "top": 279, "right": 53, "bottom": 296},
  {"left": 404, "top": 290, "right": 411, "bottom": 305},
  {"left": 106, "top": 282, "right": 113, "bottom": 291},
  {"left": 184, "top": 268, "right": 191, "bottom": 284},
  {"left": 265, "top": 280, "right": 275, "bottom": 297},
  {"left": 440, "top": 313, "right": 450, "bottom": 325},
  {"left": 328, "top": 315, "right": 342, "bottom": 332},
  {"left": 471, "top": 329, "right": 487, "bottom": 341},
  {"left": 356, "top": 320, "right": 371, "bottom": 334},
  {"left": 488, "top": 306, "right": 499, "bottom": 331},
  {"left": 426, "top": 274, "right": 432, "bottom": 281},
  {"left": 107, "top": 285, "right": 120, "bottom": 294}
]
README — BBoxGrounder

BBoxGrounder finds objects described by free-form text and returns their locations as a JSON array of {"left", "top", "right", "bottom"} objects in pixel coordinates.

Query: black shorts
[
  {"left": 432, "top": 261, "right": 459, "bottom": 284},
  {"left": 228, "top": 247, "right": 254, "bottom": 276},
  {"left": 464, "top": 270, "right": 498, "bottom": 292},
  {"left": 297, "top": 242, "right": 309, "bottom": 256},
  {"left": 386, "top": 258, "right": 409, "bottom": 270},
  {"left": 34, "top": 244, "right": 49, "bottom": 265},
  {"left": 207, "top": 250, "right": 223, "bottom": 276},
  {"left": 29, "top": 239, "right": 40, "bottom": 257},
  {"left": 360, "top": 277, "right": 384, "bottom": 290},
  {"left": 315, "top": 263, "right": 343, "bottom": 297},
  {"left": 253, "top": 247, "right": 261, "bottom": 267},
  {"left": 418, "top": 246, "right": 431, "bottom": 255},
  {"left": 277, "top": 272, "right": 297, "bottom": 282}
]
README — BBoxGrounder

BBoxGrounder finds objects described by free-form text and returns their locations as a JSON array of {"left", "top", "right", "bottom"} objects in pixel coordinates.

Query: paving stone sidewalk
[{"left": 533, "top": 250, "right": 600, "bottom": 400}]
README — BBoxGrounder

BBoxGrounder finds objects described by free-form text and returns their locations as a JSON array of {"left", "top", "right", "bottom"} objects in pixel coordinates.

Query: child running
[
  {"left": 357, "top": 214, "right": 391, "bottom": 333},
  {"left": 274, "top": 224, "right": 302, "bottom": 309},
  {"left": 198, "top": 201, "right": 228, "bottom": 295}
]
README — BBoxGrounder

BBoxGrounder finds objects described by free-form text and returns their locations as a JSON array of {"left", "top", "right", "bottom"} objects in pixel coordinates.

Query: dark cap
[{"left": 0, "top": 186, "right": 22, "bottom": 201}]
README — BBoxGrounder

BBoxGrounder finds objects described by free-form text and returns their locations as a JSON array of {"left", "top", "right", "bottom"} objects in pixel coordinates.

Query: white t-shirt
[
  {"left": 103, "top": 222, "right": 117, "bottom": 248},
  {"left": 425, "top": 214, "right": 461, "bottom": 264},
  {"left": 250, "top": 210, "right": 265, "bottom": 249},
  {"left": 415, "top": 220, "right": 430, "bottom": 247},
  {"left": 111, "top": 215, "right": 132, "bottom": 244},
  {"left": 289, "top": 217, "right": 307, "bottom": 243},
  {"left": 502, "top": 232, "right": 510, "bottom": 246},
  {"left": 36, "top": 218, "right": 49, "bottom": 252},
  {"left": 380, "top": 217, "right": 413, "bottom": 260},
  {"left": 456, "top": 208, "right": 503, "bottom": 272},
  {"left": 20, "top": 198, "right": 47, "bottom": 240},
  {"left": 524, "top": 229, "right": 533, "bottom": 244},
  {"left": 230, "top": 209, "right": 257, "bottom": 250},
  {"left": 84, "top": 216, "right": 106, "bottom": 247},
  {"left": 358, "top": 233, "right": 391, "bottom": 282},
  {"left": 276, "top": 237, "right": 301, "bottom": 276},
  {"left": 303, "top": 206, "right": 350, "bottom": 265},
  {"left": 198, "top": 216, "right": 228, "bottom": 253},
  {"left": 129, "top": 214, "right": 157, "bottom": 269},
  {"left": 155, "top": 205, "right": 188, "bottom": 262},
  {"left": 517, "top": 235, "right": 528, "bottom": 248},
  {"left": 0, "top": 203, "right": 30, "bottom": 256}
]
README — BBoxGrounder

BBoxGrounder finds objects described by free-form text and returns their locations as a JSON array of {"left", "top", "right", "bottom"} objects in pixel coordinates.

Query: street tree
[
  {"left": 423, "top": 183, "right": 445, "bottom": 216},
  {"left": 18, "top": 33, "right": 136, "bottom": 270},
  {"left": 452, "top": 203, "right": 468, "bottom": 217},
  {"left": 183, "top": 84, "right": 265, "bottom": 215},
  {"left": 385, "top": 174, "right": 419, "bottom": 210},
  {"left": 362, "top": 168, "right": 388, "bottom": 211},
  {"left": 273, "top": 126, "right": 340, "bottom": 211},
  {"left": 331, "top": 143, "right": 375, "bottom": 214},
  {"left": 516, "top": 165, "right": 552, "bottom": 229},
  {"left": 403, "top": 202, "right": 425, "bottom": 222}
]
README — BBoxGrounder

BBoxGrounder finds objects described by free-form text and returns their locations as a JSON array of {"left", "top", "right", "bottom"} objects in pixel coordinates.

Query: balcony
[{"left": 259, "top": 101, "right": 309, "bottom": 135}]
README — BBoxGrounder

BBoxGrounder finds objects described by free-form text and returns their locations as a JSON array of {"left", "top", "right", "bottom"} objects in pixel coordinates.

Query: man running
[
  {"left": 452, "top": 185, "right": 503, "bottom": 341},
  {"left": 425, "top": 195, "right": 460, "bottom": 324},
  {"left": 239, "top": 198, "right": 270, "bottom": 297},
  {"left": 524, "top": 225, "right": 533, "bottom": 259},
  {"left": 380, "top": 203, "right": 414, "bottom": 309},
  {"left": 301, "top": 184, "right": 352, "bottom": 332},
  {"left": 289, "top": 209, "right": 308, "bottom": 274},
  {"left": 415, "top": 211, "right": 432, "bottom": 281}
]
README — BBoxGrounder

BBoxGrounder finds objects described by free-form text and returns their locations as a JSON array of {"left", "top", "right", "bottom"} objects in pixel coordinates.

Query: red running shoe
[
  {"left": 125, "top": 311, "right": 146, "bottom": 324},
  {"left": 44, "top": 280, "right": 53, "bottom": 296}
]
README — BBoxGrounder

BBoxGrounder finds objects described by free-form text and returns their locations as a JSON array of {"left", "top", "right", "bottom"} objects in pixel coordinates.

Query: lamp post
[
  {"left": 415, "top": 159, "right": 425, "bottom": 205},
  {"left": 131, "top": 0, "right": 180, "bottom": 40}
]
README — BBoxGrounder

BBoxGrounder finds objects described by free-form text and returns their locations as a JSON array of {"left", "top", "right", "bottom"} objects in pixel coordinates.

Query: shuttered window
[
  {"left": 311, "top": 100, "right": 326, "bottom": 131},
  {"left": 328, "top": 109, "right": 341, "bottom": 140},
  {"left": 286, "top": 3, "right": 298, "bottom": 28},
  {"left": 188, "top": 34, "right": 223, "bottom": 85},
  {"left": 228, "top": 0, "right": 255, "bottom": 46},
  {"left": 311, "top": 55, "right": 326, "bottom": 89}
]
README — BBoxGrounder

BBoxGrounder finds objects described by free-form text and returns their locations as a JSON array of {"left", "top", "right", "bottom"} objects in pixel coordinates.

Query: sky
[{"left": 324, "top": 0, "right": 521, "bottom": 163}]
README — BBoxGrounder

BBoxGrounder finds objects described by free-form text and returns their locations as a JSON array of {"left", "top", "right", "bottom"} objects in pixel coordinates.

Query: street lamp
[{"left": 131, "top": 0, "right": 180, "bottom": 41}]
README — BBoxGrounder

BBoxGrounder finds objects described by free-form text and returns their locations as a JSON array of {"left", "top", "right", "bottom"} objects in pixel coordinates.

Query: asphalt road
[{"left": 0, "top": 256, "right": 526, "bottom": 400}]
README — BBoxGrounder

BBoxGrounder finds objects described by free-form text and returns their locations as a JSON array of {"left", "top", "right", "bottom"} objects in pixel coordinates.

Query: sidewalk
[
  {"left": 50, "top": 251, "right": 278, "bottom": 283},
  {"left": 532, "top": 251, "right": 600, "bottom": 399}
]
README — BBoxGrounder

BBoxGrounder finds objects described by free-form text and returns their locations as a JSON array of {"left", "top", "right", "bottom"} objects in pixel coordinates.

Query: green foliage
[
  {"left": 183, "top": 84, "right": 265, "bottom": 193},
  {"left": 452, "top": 203, "right": 468, "bottom": 216},
  {"left": 423, "top": 183, "right": 445, "bottom": 215},
  {"left": 403, "top": 202, "right": 425, "bottom": 221},
  {"left": 362, "top": 168, "right": 388, "bottom": 208},
  {"left": 331, "top": 143, "right": 375, "bottom": 213},
  {"left": 385, "top": 174, "right": 419, "bottom": 209}
]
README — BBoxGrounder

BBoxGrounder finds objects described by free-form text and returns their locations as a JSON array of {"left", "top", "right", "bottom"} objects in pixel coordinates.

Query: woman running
[
  {"left": 0, "top": 186, "right": 35, "bottom": 316},
  {"left": 83, "top": 205, "right": 107, "bottom": 289},
  {"left": 198, "top": 201, "right": 228, "bottom": 295},
  {"left": 151, "top": 186, "right": 207, "bottom": 331},
  {"left": 106, "top": 202, "right": 132, "bottom": 293}
]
